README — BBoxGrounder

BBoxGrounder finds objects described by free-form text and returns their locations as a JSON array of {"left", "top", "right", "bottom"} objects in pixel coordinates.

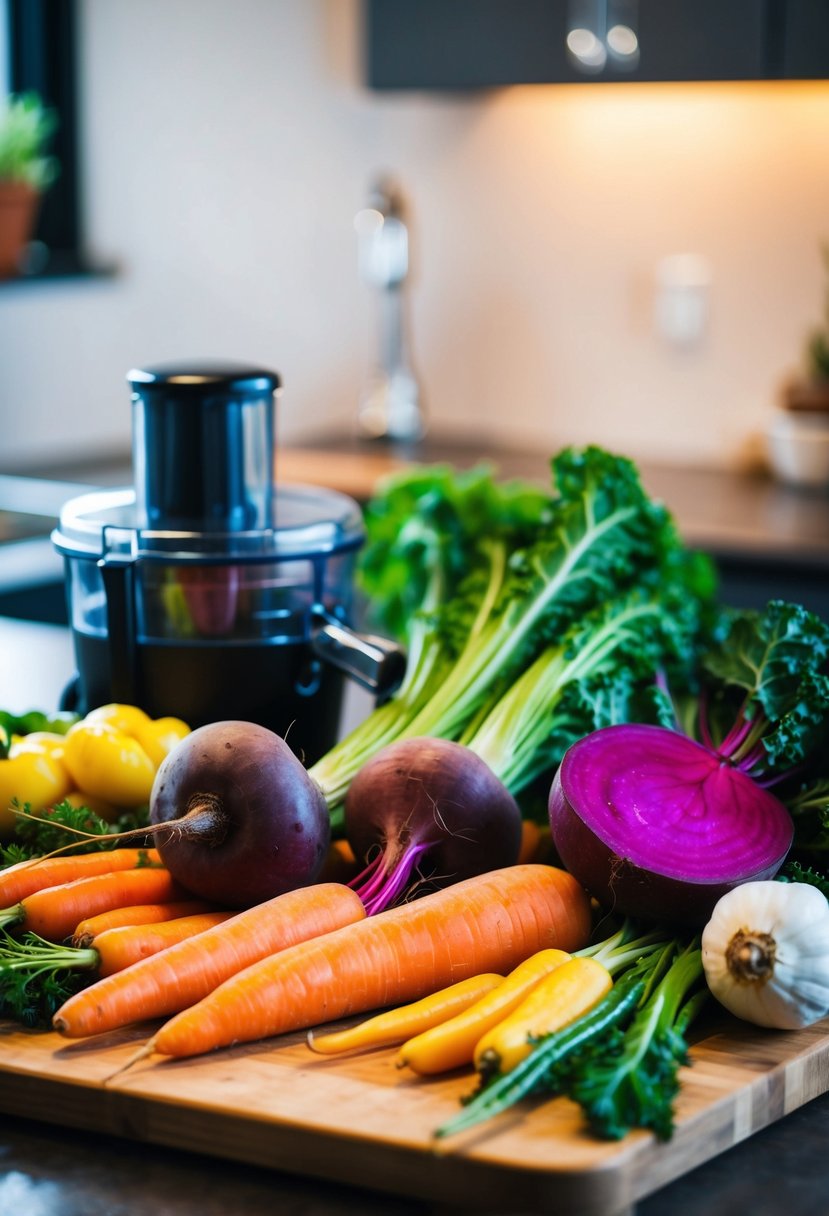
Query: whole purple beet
[{"left": 149, "top": 720, "right": 330, "bottom": 908}]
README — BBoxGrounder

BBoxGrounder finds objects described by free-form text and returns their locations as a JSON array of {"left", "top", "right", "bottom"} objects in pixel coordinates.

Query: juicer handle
[{"left": 310, "top": 612, "right": 406, "bottom": 698}]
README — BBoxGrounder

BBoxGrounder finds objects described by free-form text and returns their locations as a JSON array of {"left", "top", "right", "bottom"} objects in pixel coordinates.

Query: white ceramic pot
[{"left": 765, "top": 409, "right": 829, "bottom": 489}]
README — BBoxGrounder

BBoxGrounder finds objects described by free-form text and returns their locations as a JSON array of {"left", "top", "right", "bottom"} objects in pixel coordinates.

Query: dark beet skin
[
  {"left": 149, "top": 720, "right": 330, "bottom": 908},
  {"left": 344, "top": 737, "right": 523, "bottom": 905}
]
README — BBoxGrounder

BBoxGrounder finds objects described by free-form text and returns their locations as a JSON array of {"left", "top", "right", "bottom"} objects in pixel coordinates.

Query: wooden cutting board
[{"left": 1, "top": 1011, "right": 828, "bottom": 1215}]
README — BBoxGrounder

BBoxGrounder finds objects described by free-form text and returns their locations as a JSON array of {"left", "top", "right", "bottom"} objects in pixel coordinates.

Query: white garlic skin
[{"left": 701, "top": 881, "right": 829, "bottom": 1030}]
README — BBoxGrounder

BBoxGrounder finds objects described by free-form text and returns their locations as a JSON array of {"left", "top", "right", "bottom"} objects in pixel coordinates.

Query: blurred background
[{"left": 1, "top": 0, "right": 828, "bottom": 474}]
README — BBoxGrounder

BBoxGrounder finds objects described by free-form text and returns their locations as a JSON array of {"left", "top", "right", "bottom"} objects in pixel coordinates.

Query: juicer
[{"left": 52, "top": 361, "right": 404, "bottom": 764}]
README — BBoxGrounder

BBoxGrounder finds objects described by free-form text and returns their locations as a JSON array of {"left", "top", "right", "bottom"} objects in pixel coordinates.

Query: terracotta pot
[
  {"left": 0, "top": 181, "right": 40, "bottom": 278},
  {"left": 782, "top": 378, "right": 829, "bottom": 415}
]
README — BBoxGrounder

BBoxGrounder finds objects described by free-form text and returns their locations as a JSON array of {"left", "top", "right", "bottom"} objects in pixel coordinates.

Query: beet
[
  {"left": 548, "top": 723, "right": 794, "bottom": 926},
  {"left": 149, "top": 720, "right": 330, "bottom": 908},
  {"left": 344, "top": 737, "right": 523, "bottom": 914}
]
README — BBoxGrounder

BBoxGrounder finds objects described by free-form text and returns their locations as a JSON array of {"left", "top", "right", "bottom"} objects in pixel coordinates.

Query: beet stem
[
  {"left": 716, "top": 710, "right": 754, "bottom": 759},
  {"left": 358, "top": 840, "right": 433, "bottom": 916}
]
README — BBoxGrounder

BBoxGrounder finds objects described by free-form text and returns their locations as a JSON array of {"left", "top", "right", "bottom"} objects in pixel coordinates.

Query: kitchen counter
[
  {"left": 2, "top": 616, "right": 829, "bottom": 1216},
  {"left": 276, "top": 435, "right": 829, "bottom": 620},
  {"left": 4, "top": 434, "right": 829, "bottom": 564},
  {"left": 15, "top": 429, "right": 827, "bottom": 631}
]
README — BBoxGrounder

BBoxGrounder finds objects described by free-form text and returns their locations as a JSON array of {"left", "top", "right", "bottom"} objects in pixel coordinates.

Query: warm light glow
[
  {"left": 566, "top": 28, "right": 607, "bottom": 71},
  {"left": 607, "top": 23, "right": 638, "bottom": 58}
]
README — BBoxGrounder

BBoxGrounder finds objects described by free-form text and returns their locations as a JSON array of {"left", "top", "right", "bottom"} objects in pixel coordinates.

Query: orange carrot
[
  {"left": 0, "top": 911, "right": 238, "bottom": 1006},
  {"left": 516, "top": 820, "right": 553, "bottom": 865},
  {"left": 92, "top": 911, "right": 235, "bottom": 976},
  {"left": 0, "top": 847, "right": 163, "bottom": 907},
  {"left": 145, "top": 864, "right": 592, "bottom": 1060},
  {"left": 0, "top": 867, "right": 186, "bottom": 942},
  {"left": 317, "top": 839, "right": 358, "bottom": 884},
  {"left": 72, "top": 900, "right": 220, "bottom": 947},
  {"left": 53, "top": 882, "right": 367, "bottom": 1038},
  {"left": 516, "top": 820, "right": 542, "bottom": 865}
]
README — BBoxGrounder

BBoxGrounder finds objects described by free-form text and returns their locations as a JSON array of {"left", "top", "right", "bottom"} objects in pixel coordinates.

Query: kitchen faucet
[{"left": 354, "top": 177, "right": 424, "bottom": 443}]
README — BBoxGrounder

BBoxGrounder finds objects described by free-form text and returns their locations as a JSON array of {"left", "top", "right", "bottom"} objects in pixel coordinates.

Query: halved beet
[{"left": 548, "top": 723, "right": 794, "bottom": 926}]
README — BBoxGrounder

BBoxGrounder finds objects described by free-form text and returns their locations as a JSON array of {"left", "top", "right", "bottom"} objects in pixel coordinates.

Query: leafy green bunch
[{"left": 311, "top": 445, "right": 717, "bottom": 823}]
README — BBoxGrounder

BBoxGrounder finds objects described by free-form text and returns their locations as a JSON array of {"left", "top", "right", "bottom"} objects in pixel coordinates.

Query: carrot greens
[
  {"left": 0, "top": 799, "right": 149, "bottom": 868},
  {"left": 0, "top": 929, "right": 92, "bottom": 1027}
]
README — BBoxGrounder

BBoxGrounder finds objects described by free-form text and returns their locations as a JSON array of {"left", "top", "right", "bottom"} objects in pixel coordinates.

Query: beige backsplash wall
[{"left": 1, "top": 0, "right": 828, "bottom": 472}]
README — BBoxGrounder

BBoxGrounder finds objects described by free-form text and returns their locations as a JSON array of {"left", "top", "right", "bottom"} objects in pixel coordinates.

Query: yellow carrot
[
  {"left": 473, "top": 955, "right": 613, "bottom": 1078},
  {"left": 307, "top": 973, "right": 504, "bottom": 1056},
  {"left": 395, "top": 947, "right": 572, "bottom": 1076}
]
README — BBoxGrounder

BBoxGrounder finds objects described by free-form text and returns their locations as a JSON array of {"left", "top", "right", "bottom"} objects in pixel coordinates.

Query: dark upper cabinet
[
  {"left": 781, "top": 0, "right": 829, "bottom": 78},
  {"left": 365, "top": 0, "right": 829, "bottom": 89}
]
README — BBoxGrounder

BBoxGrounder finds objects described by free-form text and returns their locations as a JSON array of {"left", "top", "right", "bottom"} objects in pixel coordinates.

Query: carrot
[
  {"left": 516, "top": 820, "right": 553, "bottom": 865},
  {"left": 0, "top": 867, "right": 186, "bottom": 942},
  {"left": 72, "top": 900, "right": 221, "bottom": 947},
  {"left": 92, "top": 911, "right": 236, "bottom": 976},
  {"left": 394, "top": 947, "right": 572, "bottom": 1076},
  {"left": 0, "top": 847, "right": 163, "bottom": 907},
  {"left": 0, "top": 910, "right": 237, "bottom": 1012},
  {"left": 317, "top": 839, "right": 358, "bottom": 884},
  {"left": 52, "top": 882, "right": 367, "bottom": 1038},
  {"left": 473, "top": 955, "right": 613, "bottom": 1078},
  {"left": 143, "top": 864, "right": 592, "bottom": 1061},
  {"left": 306, "top": 973, "right": 505, "bottom": 1057}
]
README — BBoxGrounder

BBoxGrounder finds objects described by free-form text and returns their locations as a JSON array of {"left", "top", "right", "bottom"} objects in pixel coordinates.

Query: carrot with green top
[
  {"left": 0, "top": 908, "right": 235, "bottom": 1011},
  {"left": 306, "top": 973, "right": 505, "bottom": 1056},
  {"left": 52, "top": 882, "right": 367, "bottom": 1038},
  {"left": 0, "top": 847, "right": 162, "bottom": 907},
  {"left": 135, "top": 864, "right": 592, "bottom": 1062},
  {"left": 0, "top": 867, "right": 185, "bottom": 942}
]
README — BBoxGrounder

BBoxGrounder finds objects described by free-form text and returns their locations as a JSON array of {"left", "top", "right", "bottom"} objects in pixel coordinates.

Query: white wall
[{"left": 1, "top": 0, "right": 828, "bottom": 472}]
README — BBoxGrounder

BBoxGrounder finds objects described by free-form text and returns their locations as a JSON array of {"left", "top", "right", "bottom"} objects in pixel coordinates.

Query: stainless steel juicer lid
[{"left": 52, "top": 482, "right": 365, "bottom": 564}]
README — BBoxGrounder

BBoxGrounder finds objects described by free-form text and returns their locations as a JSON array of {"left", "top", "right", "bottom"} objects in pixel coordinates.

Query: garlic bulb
[{"left": 701, "top": 881, "right": 829, "bottom": 1030}]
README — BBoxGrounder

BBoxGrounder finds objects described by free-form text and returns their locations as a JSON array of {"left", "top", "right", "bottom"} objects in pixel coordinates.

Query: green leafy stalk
[
  {"left": 569, "top": 940, "right": 705, "bottom": 1141},
  {"left": 0, "top": 929, "right": 95, "bottom": 1027},
  {"left": 785, "top": 780, "right": 829, "bottom": 860},
  {"left": 0, "top": 709, "right": 78, "bottom": 740},
  {"left": 463, "top": 588, "right": 700, "bottom": 793},
  {"left": 697, "top": 600, "right": 829, "bottom": 775},
  {"left": 401, "top": 448, "right": 675, "bottom": 747},
  {"left": 313, "top": 447, "right": 711, "bottom": 825},
  {"left": 309, "top": 464, "right": 551, "bottom": 815},
  {"left": 579, "top": 920, "right": 671, "bottom": 976}
]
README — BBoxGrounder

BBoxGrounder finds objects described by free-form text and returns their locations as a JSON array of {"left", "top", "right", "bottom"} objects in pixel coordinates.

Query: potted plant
[
  {"left": 0, "top": 92, "right": 59, "bottom": 278},
  {"left": 783, "top": 245, "right": 829, "bottom": 414}
]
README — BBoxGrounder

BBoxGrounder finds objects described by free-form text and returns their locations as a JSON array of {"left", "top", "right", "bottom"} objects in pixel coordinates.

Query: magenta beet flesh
[{"left": 549, "top": 723, "right": 794, "bottom": 926}]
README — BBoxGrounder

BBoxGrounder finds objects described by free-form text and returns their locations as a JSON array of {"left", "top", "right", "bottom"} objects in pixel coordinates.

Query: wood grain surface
[{"left": 1, "top": 1010, "right": 828, "bottom": 1216}]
